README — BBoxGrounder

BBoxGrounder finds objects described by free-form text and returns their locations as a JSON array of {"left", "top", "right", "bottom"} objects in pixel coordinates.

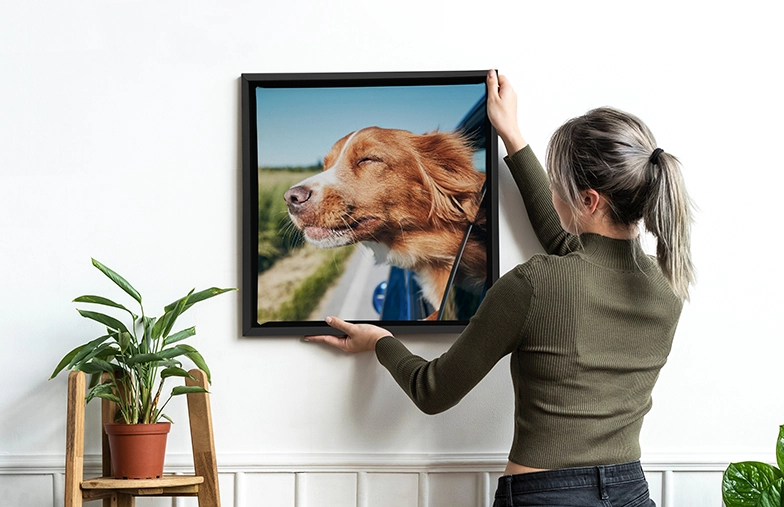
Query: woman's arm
[
  {"left": 505, "top": 148, "right": 579, "bottom": 256},
  {"left": 373, "top": 267, "right": 532, "bottom": 414},
  {"left": 487, "top": 70, "right": 579, "bottom": 256},
  {"left": 305, "top": 266, "right": 533, "bottom": 414},
  {"left": 370, "top": 268, "right": 533, "bottom": 414}
]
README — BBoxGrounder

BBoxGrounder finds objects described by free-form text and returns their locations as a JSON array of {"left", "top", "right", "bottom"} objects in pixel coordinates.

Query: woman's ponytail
[{"left": 643, "top": 150, "right": 695, "bottom": 300}]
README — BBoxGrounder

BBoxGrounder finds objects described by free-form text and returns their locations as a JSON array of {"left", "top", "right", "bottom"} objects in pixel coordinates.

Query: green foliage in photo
[{"left": 257, "top": 167, "right": 321, "bottom": 274}]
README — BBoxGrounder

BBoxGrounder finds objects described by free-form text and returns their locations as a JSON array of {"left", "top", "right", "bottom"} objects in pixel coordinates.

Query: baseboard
[
  {"left": 0, "top": 451, "right": 761, "bottom": 474},
  {"left": 0, "top": 451, "right": 755, "bottom": 507}
]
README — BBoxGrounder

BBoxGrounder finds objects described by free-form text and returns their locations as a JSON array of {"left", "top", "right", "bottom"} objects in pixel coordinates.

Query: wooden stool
[{"left": 64, "top": 369, "right": 220, "bottom": 506}]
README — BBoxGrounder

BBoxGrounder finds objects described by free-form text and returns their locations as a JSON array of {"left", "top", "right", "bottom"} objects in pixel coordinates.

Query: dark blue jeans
[{"left": 493, "top": 461, "right": 655, "bottom": 507}]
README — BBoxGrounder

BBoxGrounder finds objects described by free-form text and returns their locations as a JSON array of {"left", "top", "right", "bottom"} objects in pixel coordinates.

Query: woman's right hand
[{"left": 486, "top": 70, "right": 527, "bottom": 155}]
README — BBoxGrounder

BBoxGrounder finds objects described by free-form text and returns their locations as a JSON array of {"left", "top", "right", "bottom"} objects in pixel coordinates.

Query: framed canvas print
[{"left": 241, "top": 70, "right": 499, "bottom": 336}]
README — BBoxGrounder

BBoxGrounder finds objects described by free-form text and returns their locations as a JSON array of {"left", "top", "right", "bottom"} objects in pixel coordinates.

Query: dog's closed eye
[{"left": 357, "top": 156, "right": 382, "bottom": 167}]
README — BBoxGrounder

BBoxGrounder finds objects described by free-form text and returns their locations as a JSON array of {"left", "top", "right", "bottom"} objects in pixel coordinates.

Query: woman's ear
[{"left": 580, "top": 189, "right": 602, "bottom": 215}]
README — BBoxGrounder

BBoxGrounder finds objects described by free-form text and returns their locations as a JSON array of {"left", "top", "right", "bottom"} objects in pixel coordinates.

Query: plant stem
[{"left": 149, "top": 379, "right": 164, "bottom": 423}]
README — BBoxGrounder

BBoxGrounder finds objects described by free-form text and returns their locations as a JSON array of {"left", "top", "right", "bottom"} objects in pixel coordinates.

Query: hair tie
[{"left": 649, "top": 148, "right": 664, "bottom": 165}]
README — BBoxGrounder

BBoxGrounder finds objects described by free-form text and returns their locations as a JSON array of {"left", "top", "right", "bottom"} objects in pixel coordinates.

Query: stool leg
[
  {"left": 187, "top": 369, "right": 221, "bottom": 506},
  {"left": 116, "top": 493, "right": 135, "bottom": 507},
  {"left": 65, "top": 371, "right": 85, "bottom": 507}
]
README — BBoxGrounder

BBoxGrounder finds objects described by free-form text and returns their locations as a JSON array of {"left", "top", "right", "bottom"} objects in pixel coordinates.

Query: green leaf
[
  {"left": 150, "top": 300, "right": 184, "bottom": 343},
  {"left": 85, "top": 381, "right": 115, "bottom": 404},
  {"left": 123, "top": 347, "right": 191, "bottom": 367},
  {"left": 50, "top": 345, "right": 82, "bottom": 379},
  {"left": 161, "top": 289, "right": 194, "bottom": 340},
  {"left": 87, "top": 371, "right": 102, "bottom": 389},
  {"left": 777, "top": 426, "right": 784, "bottom": 473},
  {"left": 171, "top": 385, "right": 208, "bottom": 396},
  {"left": 160, "top": 367, "right": 192, "bottom": 380},
  {"left": 723, "top": 461, "right": 783, "bottom": 507},
  {"left": 159, "top": 346, "right": 191, "bottom": 360},
  {"left": 91, "top": 258, "right": 142, "bottom": 304},
  {"left": 91, "top": 390, "right": 123, "bottom": 406},
  {"left": 86, "top": 358, "right": 118, "bottom": 375},
  {"left": 124, "top": 353, "right": 165, "bottom": 366},
  {"left": 157, "top": 359, "right": 182, "bottom": 368},
  {"left": 118, "top": 331, "right": 132, "bottom": 354},
  {"left": 143, "top": 315, "right": 159, "bottom": 342},
  {"left": 176, "top": 344, "right": 211, "bottom": 383},
  {"left": 164, "top": 327, "right": 196, "bottom": 346},
  {"left": 73, "top": 295, "right": 138, "bottom": 320},
  {"left": 150, "top": 314, "right": 167, "bottom": 342},
  {"left": 76, "top": 309, "right": 129, "bottom": 334},
  {"left": 164, "top": 287, "right": 236, "bottom": 314},
  {"left": 79, "top": 362, "right": 109, "bottom": 375},
  {"left": 71, "top": 343, "right": 117, "bottom": 372},
  {"left": 758, "top": 479, "right": 783, "bottom": 507},
  {"left": 68, "top": 335, "right": 114, "bottom": 369},
  {"left": 50, "top": 334, "right": 113, "bottom": 379}
]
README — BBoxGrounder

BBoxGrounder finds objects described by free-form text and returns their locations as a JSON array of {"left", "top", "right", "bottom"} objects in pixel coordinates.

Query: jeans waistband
[{"left": 496, "top": 460, "right": 645, "bottom": 496}]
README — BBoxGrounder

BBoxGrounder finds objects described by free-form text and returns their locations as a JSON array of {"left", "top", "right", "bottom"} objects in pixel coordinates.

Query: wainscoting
[{"left": 0, "top": 453, "right": 728, "bottom": 506}]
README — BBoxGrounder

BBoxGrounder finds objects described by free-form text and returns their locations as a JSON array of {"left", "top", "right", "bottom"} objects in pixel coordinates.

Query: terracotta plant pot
[{"left": 104, "top": 422, "right": 171, "bottom": 479}]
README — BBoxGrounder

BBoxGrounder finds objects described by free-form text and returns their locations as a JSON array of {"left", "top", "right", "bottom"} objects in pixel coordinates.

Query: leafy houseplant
[
  {"left": 51, "top": 258, "right": 235, "bottom": 425},
  {"left": 722, "top": 425, "right": 784, "bottom": 507}
]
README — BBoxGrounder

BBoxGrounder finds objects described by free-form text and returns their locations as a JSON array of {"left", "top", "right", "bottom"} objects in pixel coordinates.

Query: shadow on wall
[
  {"left": 0, "top": 377, "right": 94, "bottom": 455},
  {"left": 496, "top": 155, "right": 545, "bottom": 265}
]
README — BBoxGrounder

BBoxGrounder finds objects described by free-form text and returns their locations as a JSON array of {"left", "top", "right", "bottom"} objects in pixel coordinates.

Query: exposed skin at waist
[{"left": 504, "top": 460, "right": 549, "bottom": 476}]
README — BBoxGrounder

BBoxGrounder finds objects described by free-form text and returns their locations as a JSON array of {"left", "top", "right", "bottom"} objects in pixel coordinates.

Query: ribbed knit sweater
[{"left": 375, "top": 146, "right": 683, "bottom": 469}]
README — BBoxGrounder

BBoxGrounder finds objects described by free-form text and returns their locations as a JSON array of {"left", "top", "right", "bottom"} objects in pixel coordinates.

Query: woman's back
[{"left": 509, "top": 232, "right": 682, "bottom": 468}]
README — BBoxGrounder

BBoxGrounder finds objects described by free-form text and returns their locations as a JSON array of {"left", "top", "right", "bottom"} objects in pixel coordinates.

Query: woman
[{"left": 306, "top": 70, "right": 694, "bottom": 506}]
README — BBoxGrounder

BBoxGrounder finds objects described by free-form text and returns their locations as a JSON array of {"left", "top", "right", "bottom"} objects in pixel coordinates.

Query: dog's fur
[{"left": 284, "top": 126, "right": 486, "bottom": 310}]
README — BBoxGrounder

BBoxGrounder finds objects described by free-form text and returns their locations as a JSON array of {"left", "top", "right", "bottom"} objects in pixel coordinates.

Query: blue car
[{"left": 372, "top": 266, "right": 433, "bottom": 320}]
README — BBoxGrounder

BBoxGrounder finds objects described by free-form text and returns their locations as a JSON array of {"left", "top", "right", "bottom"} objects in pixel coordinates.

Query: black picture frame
[{"left": 241, "top": 70, "right": 499, "bottom": 337}]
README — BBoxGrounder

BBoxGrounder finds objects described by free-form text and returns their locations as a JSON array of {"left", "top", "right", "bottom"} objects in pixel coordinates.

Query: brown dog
[{"left": 284, "top": 126, "right": 486, "bottom": 311}]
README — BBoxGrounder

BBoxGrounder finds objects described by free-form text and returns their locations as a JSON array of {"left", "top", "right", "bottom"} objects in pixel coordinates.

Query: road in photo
[{"left": 312, "top": 246, "right": 391, "bottom": 321}]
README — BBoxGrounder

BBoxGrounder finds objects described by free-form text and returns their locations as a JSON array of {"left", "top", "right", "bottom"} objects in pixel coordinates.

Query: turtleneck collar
[{"left": 578, "top": 233, "right": 655, "bottom": 272}]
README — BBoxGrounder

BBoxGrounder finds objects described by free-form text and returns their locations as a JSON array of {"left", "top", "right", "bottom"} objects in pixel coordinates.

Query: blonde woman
[{"left": 307, "top": 69, "right": 694, "bottom": 507}]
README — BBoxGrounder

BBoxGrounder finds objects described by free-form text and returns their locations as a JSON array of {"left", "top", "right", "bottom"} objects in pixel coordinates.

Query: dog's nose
[{"left": 284, "top": 185, "right": 312, "bottom": 211}]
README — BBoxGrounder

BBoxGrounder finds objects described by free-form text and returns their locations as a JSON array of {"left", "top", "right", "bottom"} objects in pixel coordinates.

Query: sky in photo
[{"left": 256, "top": 83, "right": 486, "bottom": 168}]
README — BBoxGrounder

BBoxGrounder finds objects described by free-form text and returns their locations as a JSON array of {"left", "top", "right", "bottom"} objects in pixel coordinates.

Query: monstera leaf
[{"left": 723, "top": 426, "right": 784, "bottom": 507}]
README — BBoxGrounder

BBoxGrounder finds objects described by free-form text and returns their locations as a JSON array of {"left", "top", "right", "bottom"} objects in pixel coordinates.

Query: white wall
[{"left": 1, "top": 1, "right": 782, "bottom": 505}]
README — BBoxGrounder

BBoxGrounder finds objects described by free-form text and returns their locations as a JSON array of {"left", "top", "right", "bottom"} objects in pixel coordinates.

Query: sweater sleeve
[
  {"left": 504, "top": 146, "right": 580, "bottom": 256},
  {"left": 375, "top": 266, "right": 533, "bottom": 415}
]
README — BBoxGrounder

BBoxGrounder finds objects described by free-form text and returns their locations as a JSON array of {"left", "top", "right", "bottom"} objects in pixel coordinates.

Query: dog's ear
[{"left": 414, "top": 131, "right": 483, "bottom": 224}]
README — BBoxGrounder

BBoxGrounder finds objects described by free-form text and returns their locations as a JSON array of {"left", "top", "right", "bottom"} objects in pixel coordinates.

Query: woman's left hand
[{"left": 305, "top": 316, "right": 391, "bottom": 353}]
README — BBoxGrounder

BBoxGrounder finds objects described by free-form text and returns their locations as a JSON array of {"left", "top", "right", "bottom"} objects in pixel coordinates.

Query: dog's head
[{"left": 284, "top": 126, "right": 484, "bottom": 252}]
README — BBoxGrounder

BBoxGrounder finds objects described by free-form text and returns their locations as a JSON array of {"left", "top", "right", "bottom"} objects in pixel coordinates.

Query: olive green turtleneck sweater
[{"left": 375, "top": 146, "right": 683, "bottom": 469}]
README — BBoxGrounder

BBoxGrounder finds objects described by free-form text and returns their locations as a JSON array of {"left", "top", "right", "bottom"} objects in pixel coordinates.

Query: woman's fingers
[
  {"left": 325, "top": 315, "right": 353, "bottom": 334},
  {"left": 305, "top": 317, "right": 390, "bottom": 353},
  {"left": 305, "top": 332, "right": 351, "bottom": 352}
]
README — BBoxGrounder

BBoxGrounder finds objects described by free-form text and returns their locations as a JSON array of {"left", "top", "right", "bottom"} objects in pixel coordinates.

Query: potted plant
[
  {"left": 50, "top": 258, "right": 235, "bottom": 479},
  {"left": 722, "top": 425, "right": 784, "bottom": 506}
]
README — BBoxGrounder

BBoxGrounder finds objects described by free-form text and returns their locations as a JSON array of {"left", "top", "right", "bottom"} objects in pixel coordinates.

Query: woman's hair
[{"left": 546, "top": 107, "right": 695, "bottom": 300}]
